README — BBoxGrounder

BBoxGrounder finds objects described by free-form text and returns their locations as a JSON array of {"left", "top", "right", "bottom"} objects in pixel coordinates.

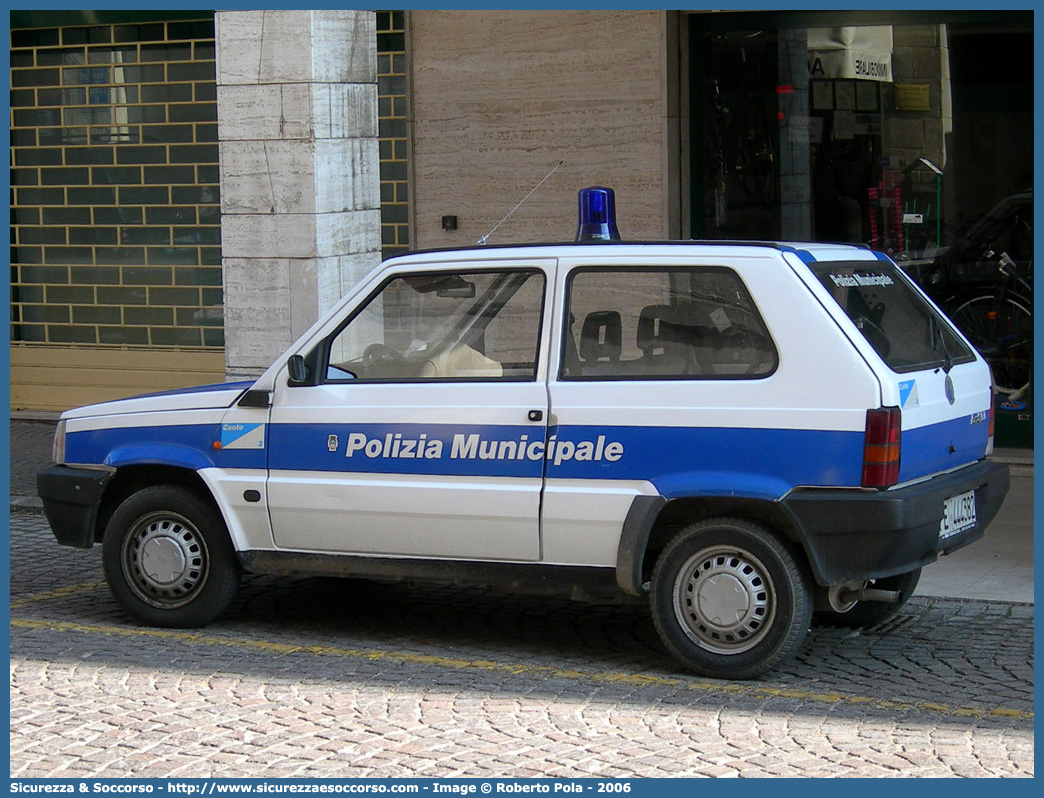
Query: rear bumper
[
  {"left": 37, "top": 465, "right": 114, "bottom": 549},
  {"left": 781, "top": 459, "right": 1010, "bottom": 585}
]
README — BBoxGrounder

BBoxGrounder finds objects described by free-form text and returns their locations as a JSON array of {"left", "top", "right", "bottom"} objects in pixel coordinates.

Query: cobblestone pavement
[
  {"left": 10, "top": 511, "right": 1034, "bottom": 779},
  {"left": 10, "top": 419, "right": 56, "bottom": 500}
]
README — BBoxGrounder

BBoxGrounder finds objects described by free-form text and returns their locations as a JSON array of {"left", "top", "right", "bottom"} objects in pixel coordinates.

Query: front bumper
[
  {"left": 781, "top": 459, "right": 1010, "bottom": 585},
  {"left": 37, "top": 465, "right": 114, "bottom": 549}
]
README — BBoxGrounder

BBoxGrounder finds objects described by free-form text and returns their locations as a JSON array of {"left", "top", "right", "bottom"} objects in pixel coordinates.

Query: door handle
[{"left": 527, "top": 409, "right": 544, "bottom": 422}]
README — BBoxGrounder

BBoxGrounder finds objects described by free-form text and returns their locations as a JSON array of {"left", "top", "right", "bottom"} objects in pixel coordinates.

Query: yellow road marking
[
  {"left": 9, "top": 582, "right": 106, "bottom": 608},
  {"left": 10, "top": 615, "right": 1033, "bottom": 722}
]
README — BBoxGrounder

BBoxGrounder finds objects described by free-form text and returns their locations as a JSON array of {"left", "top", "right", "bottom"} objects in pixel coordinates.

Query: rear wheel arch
[{"left": 617, "top": 494, "right": 806, "bottom": 595}]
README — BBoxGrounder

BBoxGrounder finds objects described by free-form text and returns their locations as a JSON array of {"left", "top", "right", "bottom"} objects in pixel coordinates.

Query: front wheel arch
[{"left": 93, "top": 464, "right": 221, "bottom": 546}]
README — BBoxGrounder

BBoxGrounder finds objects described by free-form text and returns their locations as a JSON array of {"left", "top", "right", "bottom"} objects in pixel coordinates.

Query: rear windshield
[{"left": 810, "top": 261, "right": 975, "bottom": 373}]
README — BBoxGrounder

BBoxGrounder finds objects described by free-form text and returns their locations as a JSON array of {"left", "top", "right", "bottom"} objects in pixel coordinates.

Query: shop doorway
[{"left": 686, "top": 11, "right": 1033, "bottom": 447}]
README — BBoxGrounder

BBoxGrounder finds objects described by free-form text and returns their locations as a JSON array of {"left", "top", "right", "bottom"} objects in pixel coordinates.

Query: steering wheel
[{"left": 361, "top": 343, "right": 410, "bottom": 375}]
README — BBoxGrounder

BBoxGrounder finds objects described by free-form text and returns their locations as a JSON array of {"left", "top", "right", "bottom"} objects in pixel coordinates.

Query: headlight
[{"left": 52, "top": 419, "right": 67, "bottom": 465}]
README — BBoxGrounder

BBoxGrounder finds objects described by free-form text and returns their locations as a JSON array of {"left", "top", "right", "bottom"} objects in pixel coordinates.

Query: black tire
[
  {"left": 813, "top": 568, "right": 921, "bottom": 629},
  {"left": 649, "top": 518, "right": 813, "bottom": 680},
  {"left": 946, "top": 291, "right": 1031, "bottom": 394},
  {"left": 102, "top": 485, "right": 240, "bottom": 628}
]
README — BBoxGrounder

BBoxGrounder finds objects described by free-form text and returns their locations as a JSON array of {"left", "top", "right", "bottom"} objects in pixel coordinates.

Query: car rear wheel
[
  {"left": 102, "top": 485, "right": 240, "bottom": 628},
  {"left": 650, "top": 518, "right": 813, "bottom": 680}
]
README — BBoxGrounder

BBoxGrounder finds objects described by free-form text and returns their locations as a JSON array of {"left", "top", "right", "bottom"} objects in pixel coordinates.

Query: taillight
[{"left": 862, "top": 407, "right": 901, "bottom": 488}]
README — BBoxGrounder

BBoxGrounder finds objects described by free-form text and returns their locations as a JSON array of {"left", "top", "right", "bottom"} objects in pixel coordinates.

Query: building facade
[
  {"left": 10, "top": 9, "right": 400, "bottom": 408},
  {"left": 10, "top": 10, "right": 1033, "bottom": 437}
]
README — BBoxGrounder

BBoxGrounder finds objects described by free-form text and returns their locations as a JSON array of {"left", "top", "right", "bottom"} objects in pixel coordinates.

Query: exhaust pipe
[
  {"left": 839, "top": 586, "right": 902, "bottom": 605},
  {"left": 820, "top": 581, "right": 903, "bottom": 613}
]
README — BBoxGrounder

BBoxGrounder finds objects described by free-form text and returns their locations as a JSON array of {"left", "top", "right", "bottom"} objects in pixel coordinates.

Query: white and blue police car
[{"left": 38, "top": 189, "right": 1009, "bottom": 680}]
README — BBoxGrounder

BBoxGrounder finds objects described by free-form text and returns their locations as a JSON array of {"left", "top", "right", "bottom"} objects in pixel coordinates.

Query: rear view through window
[{"left": 810, "top": 262, "right": 975, "bottom": 373}]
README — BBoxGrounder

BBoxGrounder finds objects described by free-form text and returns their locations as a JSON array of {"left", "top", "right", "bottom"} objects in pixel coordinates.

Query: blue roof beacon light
[{"left": 575, "top": 186, "right": 621, "bottom": 242}]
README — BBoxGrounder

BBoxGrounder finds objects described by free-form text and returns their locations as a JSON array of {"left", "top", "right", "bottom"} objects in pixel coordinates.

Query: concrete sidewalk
[{"left": 9, "top": 417, "right": 1034, "bottom": 604}]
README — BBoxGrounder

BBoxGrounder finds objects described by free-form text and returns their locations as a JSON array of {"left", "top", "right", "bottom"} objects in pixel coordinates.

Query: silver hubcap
[
  {"left": 123, "top": 512, "right": 208, "bottom": 608},
  {"left": 674, "top": 545, "right": 776, "bottom": 654}
]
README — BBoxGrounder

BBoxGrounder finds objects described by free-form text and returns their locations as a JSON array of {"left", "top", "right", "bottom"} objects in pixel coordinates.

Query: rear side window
[
  {"left": 562, "top": 267, "right": 777, "bottom": 380},
  {"left": 810, "top": 261, "right": 975, "bottom": 373}
]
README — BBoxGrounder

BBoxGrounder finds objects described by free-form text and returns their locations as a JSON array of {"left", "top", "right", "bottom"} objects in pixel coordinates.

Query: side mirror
[{"left": 287, "top": 354, "right": 309, "bottom": 385}]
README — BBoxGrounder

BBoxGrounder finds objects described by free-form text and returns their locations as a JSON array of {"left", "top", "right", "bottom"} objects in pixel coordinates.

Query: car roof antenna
[{"left": 477, "top": 160, "right": 564, "bottom": 245}]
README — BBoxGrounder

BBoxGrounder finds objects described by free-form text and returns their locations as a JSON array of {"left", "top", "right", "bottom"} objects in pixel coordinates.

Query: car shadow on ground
[{"left": 10, "top": 532, "right": 1033, "bottom": 732}]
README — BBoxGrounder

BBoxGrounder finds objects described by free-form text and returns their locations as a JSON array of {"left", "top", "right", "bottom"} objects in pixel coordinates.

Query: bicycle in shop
[
  {"left": 944, "top": 251, "right": 1032, "bottom": 404},
  {"left": 917, "top": 190, "right": 1033, "bottom": 405}
]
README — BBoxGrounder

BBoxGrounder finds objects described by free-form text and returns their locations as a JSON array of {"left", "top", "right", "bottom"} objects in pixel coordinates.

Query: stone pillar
[
  {"left": 216, "top": 10, "right": 382, "bottom": 380},
  {"left": 886, "top": 24, "right": 952, "bottom": 250},
  {"left": 777, "top": 28, "right": 812, "bottom": 240},
  {"left": 887, "top": 24, "right": 951, "bottom": 170}
]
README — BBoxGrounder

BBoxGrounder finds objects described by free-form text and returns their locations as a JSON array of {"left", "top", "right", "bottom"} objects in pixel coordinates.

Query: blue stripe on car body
[{"left": 64, "top": 414, "right": 987, "bottom": 499}]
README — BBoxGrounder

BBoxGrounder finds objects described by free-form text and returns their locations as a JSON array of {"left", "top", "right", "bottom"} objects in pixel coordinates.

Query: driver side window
[{"left": 323, "top": 269, "right": 545, "bottom": 382}]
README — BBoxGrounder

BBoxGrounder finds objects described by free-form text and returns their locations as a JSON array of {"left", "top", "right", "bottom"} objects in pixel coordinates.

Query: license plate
[{"left": 940, "top": 490, "right": 977, "bottom": 540}]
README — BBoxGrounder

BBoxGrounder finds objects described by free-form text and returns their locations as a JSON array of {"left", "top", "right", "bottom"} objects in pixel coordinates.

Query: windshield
[{"left": 810, "top": 261, "right": 975, "bottom": 373}]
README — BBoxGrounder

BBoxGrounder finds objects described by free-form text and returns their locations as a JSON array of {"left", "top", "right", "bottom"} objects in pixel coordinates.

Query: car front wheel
[{"left": 102, "top": 485, "right": 240, "bottom": 628}]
